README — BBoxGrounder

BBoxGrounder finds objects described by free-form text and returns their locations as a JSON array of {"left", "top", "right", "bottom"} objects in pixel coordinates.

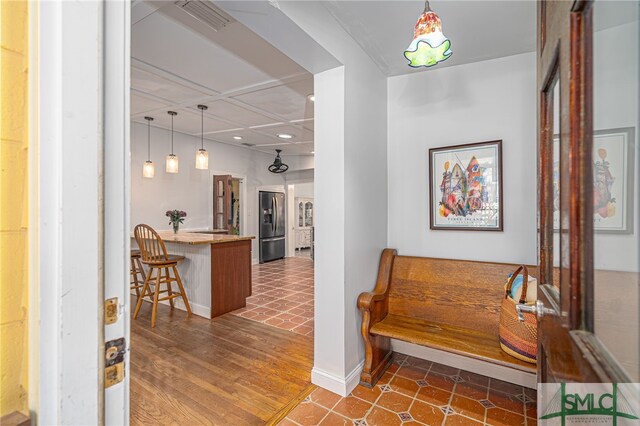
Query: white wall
[
  {"left": 275, "top": 2, "right": 389, "bottom": 395},
  {"left": 130, "top": 121, "right": 284, "bottom": 260},
  {"left": 294, "top": 182, "right": 314, "bottom": 199},
  {"left": 387, "top": 52, "right": 537, "bottom": 266}
]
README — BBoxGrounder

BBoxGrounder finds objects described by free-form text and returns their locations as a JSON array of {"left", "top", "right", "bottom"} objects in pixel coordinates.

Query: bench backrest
[{"left": 388, "top": 256, "right": 527, "bottom": 336}]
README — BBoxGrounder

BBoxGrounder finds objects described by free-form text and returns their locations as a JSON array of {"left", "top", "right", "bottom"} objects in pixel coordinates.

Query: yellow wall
[{"left": 0, "top": 0, "right": 30, "bottom": 416}]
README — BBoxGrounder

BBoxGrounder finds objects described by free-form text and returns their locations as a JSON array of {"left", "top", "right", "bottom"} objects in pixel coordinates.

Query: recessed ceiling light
[
  {"left": 277, "top": 133, "right": 293, "bottom": 139},
  {"left": 233, "top": 136, "right": 243, "bottom": 140},
  {"left": 308, "top": 94, "right": 315, "bottom": 102}
]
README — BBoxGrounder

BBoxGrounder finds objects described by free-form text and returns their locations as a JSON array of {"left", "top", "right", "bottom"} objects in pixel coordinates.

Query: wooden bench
[{"left": 358, "top": 249, "right": 537, "bottom": 387}]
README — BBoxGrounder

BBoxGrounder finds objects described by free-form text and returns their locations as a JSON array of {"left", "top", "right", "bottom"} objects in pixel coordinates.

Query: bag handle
[{"left": 505, "top": 265, "right": 529, "bottom": 304}]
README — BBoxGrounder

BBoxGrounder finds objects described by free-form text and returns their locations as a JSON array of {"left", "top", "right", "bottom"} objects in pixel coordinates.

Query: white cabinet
[{"left": 295, "top": 197, "right": 313, "bottom": 250}]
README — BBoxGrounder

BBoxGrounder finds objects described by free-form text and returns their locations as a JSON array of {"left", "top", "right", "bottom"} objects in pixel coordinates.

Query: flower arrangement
[{"left": 166, "top": 209, "right": 187, "bottom": 233}]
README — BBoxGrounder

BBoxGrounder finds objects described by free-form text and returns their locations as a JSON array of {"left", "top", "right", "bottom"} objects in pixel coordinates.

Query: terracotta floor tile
[
  {"left": 429, "top": 363, "right": 460, "bottom": 376},
  {"left": 425, "top": 372, "right": 456, "bottom": 392},
  {"left": 376, "top": 390, "right": 413, "bottom": 413},
  {"left": 443, "top": 414, "right": 483, "bottom": 425},
  {"left": 488, "top": 389, "right": 524, "bottom": 414},
  {"left": 366, "top": 406, "right": 402, "bottom": 426},
  {"left": 485, "top": 407, "right": 526, "bottom": 426},
  {"left": 351, "top": 384, "right": 382, "bottom": 403},
  {"left": 318, "top": 412, "right": 350, "bottom": 426},
  {"left": 278, "top": 418, "right": 299, "bottom": 426},
  {"left": 489, "top": 378, "right": 524, "bottom": 396},
  {"left": 377, "top": 372, "right": 394, "bottom": 385},
  {"left": 405, "top": 356, "right": 433, "bottom": 371},
  {"left": 416, "top": 385, "right": 452, "bottom": 407},
  {"left": 458, "top": 371, "right": 491, "bottom": 388},
  {"left": 409, "top": 400, "right": 445, "bottom": 425},
  {"left": 287, "top": 402, "right": 330, "bottom": 426},
  {"left": 389, "top": 375, "right": 420, "bottom": 398},
  {"left": 309, "top": 388, "right": 342, "bottom": 410},
  {"left": 454, "top": 381, "right": 488, "bottom": 401},
  {"left": 397, "top": 365, "right": 428, "bottom": 381},
  {"left": 231, "top": 257, "right": 314, "bottom": 336},
  {"left": 332, "top": 396, "right": 372, "bottom": 419},
  {"left": 449, "top": 394, "right": 486, "bottom": 422},
  {"left": 265, "top": 317, "right": 285, "bottom": 326}
]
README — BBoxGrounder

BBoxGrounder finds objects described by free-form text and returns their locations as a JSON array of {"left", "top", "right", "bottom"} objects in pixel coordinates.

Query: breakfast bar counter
[{"left": 132, "top": 231, "right": 255, "bottom": 319}]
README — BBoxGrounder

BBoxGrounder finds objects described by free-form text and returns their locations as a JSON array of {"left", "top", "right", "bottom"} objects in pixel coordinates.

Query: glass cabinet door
[
  {"left": 305, "top": 202, "right": 313, "bottom": 227},
  {"left": 298, "top": 202, "right": 304, "bottom": 227}
]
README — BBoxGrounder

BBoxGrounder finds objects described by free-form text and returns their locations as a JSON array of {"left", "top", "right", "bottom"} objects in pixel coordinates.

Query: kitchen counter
[
  {"left": 154, "top": 230, "right": 254, "bottom": 245},
  {"left": 131, "top": 231, "right": 254, "bottom": 319}
]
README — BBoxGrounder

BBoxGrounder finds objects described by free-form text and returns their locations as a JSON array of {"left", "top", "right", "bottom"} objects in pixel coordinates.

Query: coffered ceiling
[{"left": 130, "top": 0, "right": 315, "bottom": 156}]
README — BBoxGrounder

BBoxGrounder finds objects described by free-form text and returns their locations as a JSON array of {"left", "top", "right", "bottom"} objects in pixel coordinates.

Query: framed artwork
[
  {"left": 553, "top": 127, "right": 635, "bottom": 234},
  {"left": 429, "top": 140, "right": 503, "bottom": 231}
]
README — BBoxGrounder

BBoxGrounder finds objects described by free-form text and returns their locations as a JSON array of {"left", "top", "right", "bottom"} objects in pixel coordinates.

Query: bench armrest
[{"left": 358, "top": 248, "right": 397, "bottom": 327}]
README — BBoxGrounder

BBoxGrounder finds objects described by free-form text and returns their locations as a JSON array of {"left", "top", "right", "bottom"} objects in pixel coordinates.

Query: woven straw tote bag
[{"left": 499, "top": 265, "right": 537, "bottom": 364}]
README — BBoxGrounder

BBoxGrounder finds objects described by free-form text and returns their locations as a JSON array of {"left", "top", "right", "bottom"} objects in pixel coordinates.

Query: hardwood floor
[{"left": 130, "top": 300, "right": 314, "bottom": 425}]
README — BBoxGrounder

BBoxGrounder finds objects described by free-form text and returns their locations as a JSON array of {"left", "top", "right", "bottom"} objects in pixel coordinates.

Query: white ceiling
[
  {"left": 130, "top": 0, "right": 315, "bottom": 156},
  {"left": 324, "top": 0, "right": 537, "bottom": 76}
]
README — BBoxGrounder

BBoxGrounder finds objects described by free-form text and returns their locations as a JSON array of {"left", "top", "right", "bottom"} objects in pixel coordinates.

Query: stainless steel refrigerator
[{"left": 259, "top": 191, "right": 285, "bottom": 263}]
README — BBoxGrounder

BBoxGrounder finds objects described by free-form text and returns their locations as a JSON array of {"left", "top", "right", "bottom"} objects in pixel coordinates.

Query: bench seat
[
  {"left": 370, "top": 314, "right": 536, "bottom": 373},
  {"left": 358, "top": 249, "right": 537, "bottom": 387}
]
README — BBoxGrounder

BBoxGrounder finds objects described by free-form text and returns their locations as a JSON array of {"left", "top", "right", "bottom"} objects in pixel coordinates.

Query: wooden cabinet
[{"left": 295, "top": 197, "right": 313, "bottom": 250}]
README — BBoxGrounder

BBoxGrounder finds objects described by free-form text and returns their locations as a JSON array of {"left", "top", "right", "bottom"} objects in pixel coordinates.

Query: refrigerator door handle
[{"left": 274, "top": 195, "right": 278, "bottom": 235}]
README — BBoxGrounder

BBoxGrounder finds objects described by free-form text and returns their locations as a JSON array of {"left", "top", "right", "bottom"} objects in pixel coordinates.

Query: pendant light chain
[
  {"left": 171, "top": 113, "right": 174, "bottom": 155},
  {"left": 145, "top": 116, "right": 153, "bottom": 160},
  {"left": 201, "top": 106, "right": 204, "bottom": 150}
]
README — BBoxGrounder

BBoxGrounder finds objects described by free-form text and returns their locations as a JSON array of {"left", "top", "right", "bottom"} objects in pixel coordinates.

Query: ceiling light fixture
[
  {"left": 404, "top": 0, "right": 452, "bottom": 68},
  {"left": 233, "top": 136, "right": 243, "bottom": 140},
  {"left": 143, "top": 117, "right": 155, "bottom": 178},
  {"left": 277, "top": 133, "right": 293, "bottom": 139},
  {"left": 268, "top": 149, "right": 289, "bottom": 173},
  {"left": 196, "top": 105, "right": 209, "bottom": 170},
  {"left": 166, "top": 111, "right": 179, "bottom": 174}
]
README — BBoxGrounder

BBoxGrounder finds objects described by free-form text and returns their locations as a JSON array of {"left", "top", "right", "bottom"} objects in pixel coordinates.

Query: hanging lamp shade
[
  {"left": 166, "top": 111, "right": 179, "bottom": 173},
  {"left": 196, "top": 105, "right": 209, "bottom": 170},
  {"left": 404, "top": 1, "right": 452, "bottom": 68},
  {"left": 268, "top": 149, "right": 289, "bottom": 173},
  {"left": 143, "top": 116, "right": 155, "bottom": 178}
]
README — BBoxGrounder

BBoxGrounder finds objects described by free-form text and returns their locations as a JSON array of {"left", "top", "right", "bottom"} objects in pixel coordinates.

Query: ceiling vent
[
  {"left": 174, "top": 0, "right": 234, "bottom": 32},
  {"left": 241, "top": 143, "right": 256, "bottom": 147}
]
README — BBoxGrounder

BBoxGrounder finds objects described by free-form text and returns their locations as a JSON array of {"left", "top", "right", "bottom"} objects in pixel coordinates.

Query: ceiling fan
[{"left": 268, "top": 149, "right": 289, "bottom": 174}]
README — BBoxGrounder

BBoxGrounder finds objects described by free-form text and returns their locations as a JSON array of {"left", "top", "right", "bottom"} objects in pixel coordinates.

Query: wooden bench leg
[{"left": 360, "top": 333, "right": 392, "bottom": 387}]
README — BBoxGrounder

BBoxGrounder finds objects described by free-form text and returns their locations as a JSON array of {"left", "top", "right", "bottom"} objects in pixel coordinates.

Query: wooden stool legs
[
  {"left": 133, "top": 262, "right": 192, "bottom": 327},
  {"left": 130, "top": 253, "right": 146, "bottom": 297}
]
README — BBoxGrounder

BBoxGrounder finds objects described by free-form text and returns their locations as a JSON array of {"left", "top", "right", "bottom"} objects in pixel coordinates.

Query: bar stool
[
  {"left": 133, "top": 224, "right": 192, "bottom": 327},
  {"left": 130, "top": 250, "right": 146, "bottom": 298}
]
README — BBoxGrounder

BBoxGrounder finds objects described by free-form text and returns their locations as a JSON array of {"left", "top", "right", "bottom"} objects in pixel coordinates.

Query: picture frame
[
  {"left": 429, "top": 140, "right": 503, "bottom": 231},
  {"left": 553, "top": 127, "right": 635, "bottom": 234}
]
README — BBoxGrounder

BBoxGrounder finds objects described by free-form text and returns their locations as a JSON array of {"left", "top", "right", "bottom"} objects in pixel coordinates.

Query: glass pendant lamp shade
[
  {"left": 143, "top": 116, "right": 154, "bottom": 178},
  {"left": 196, "top": 104, "right": 210, "bottom": 170},
  {"left": 196, "top": 149, "right": 209, "bottom": 170},
  {"left": 404, "top": 1, "right": 452, "bottom": 68},
  {"left": 143, "top": 160, "right": 155, "bottom": 178},
  {"left": 166, "top": 154, "right": 179, "bottom": 173},
  {"left": 166, "top": 111, "right": 179, "bottom": 173}
]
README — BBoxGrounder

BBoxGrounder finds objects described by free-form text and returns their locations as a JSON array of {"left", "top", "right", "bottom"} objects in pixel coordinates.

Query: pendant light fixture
[
  {"left": 143, "top": 116, "right": 155, "bottom": 178},
  {"left": 195, "top": 104, "right": 209, "bottom": 170},
  {"left": 404, "top": 0, "right": 452, "bottom": 68},
  {"left": 166, "top": 111, "right": 179, "bottom": 173},
  {"left": 268, "top": 149, "right": 289, "bottom": 173}
]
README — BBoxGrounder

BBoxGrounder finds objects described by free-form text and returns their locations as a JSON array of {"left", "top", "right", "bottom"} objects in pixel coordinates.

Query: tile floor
[
  {"left": 279, "top": 353, "right": 537, "bottom": 426},
  {"left": 230, "top": 256, "right": 314, "bottom": 336}
]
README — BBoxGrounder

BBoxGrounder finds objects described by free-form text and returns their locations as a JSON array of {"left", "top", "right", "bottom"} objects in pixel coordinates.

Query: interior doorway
[{"left": 212, "top": 173, "right": 244, "bottom": 235}]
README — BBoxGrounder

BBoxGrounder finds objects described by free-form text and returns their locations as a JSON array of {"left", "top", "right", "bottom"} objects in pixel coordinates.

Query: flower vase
[{"left": 172, "top": 222, "right": 179, "bottom": 234}]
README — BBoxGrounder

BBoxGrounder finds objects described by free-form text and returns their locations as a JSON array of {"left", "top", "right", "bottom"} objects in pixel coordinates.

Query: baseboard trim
[
  {"left": 391, "top": 339, "right": 537, "bottom": 389},
  {"left": 311, "top": 360, "right": 365, "bottom": 397}
]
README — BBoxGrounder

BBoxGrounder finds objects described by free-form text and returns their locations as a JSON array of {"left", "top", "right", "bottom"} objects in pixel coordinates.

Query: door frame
[
  {"left": 36, "top": 1, "right": 131, "bottom": 424},
  {"left": 210, "top": 170, "right": 247, "bottom": 236}
]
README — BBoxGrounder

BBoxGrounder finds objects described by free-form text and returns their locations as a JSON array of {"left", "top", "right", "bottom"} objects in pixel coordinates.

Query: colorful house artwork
[
  {"left": 593, "top": 148, "right": 616, "bottom": 218},
  {"left": 439, "top": 156, "right": 488, "bottom": 218}
]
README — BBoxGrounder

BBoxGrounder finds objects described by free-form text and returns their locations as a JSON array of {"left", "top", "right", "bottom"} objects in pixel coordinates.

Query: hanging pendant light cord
[
  {"left": 171, "top": 114, "right": 174, "bottom": 155},
  {"left": 201, "top": 107, "right": 204, "bottom": 150},
  {"left": 147, "top": 119, "right": 151, "bottom": 160},
  {"left": 423, "top": 0, "right": 431, "bottom": 12}
]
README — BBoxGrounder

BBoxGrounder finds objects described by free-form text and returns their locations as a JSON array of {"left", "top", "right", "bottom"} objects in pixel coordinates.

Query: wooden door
[
  {"left": 537, "top": 0, "right": 638, "bottom": 394},
  {"left": 213, "top": 175, "right": 231, "bottom": 231}
]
